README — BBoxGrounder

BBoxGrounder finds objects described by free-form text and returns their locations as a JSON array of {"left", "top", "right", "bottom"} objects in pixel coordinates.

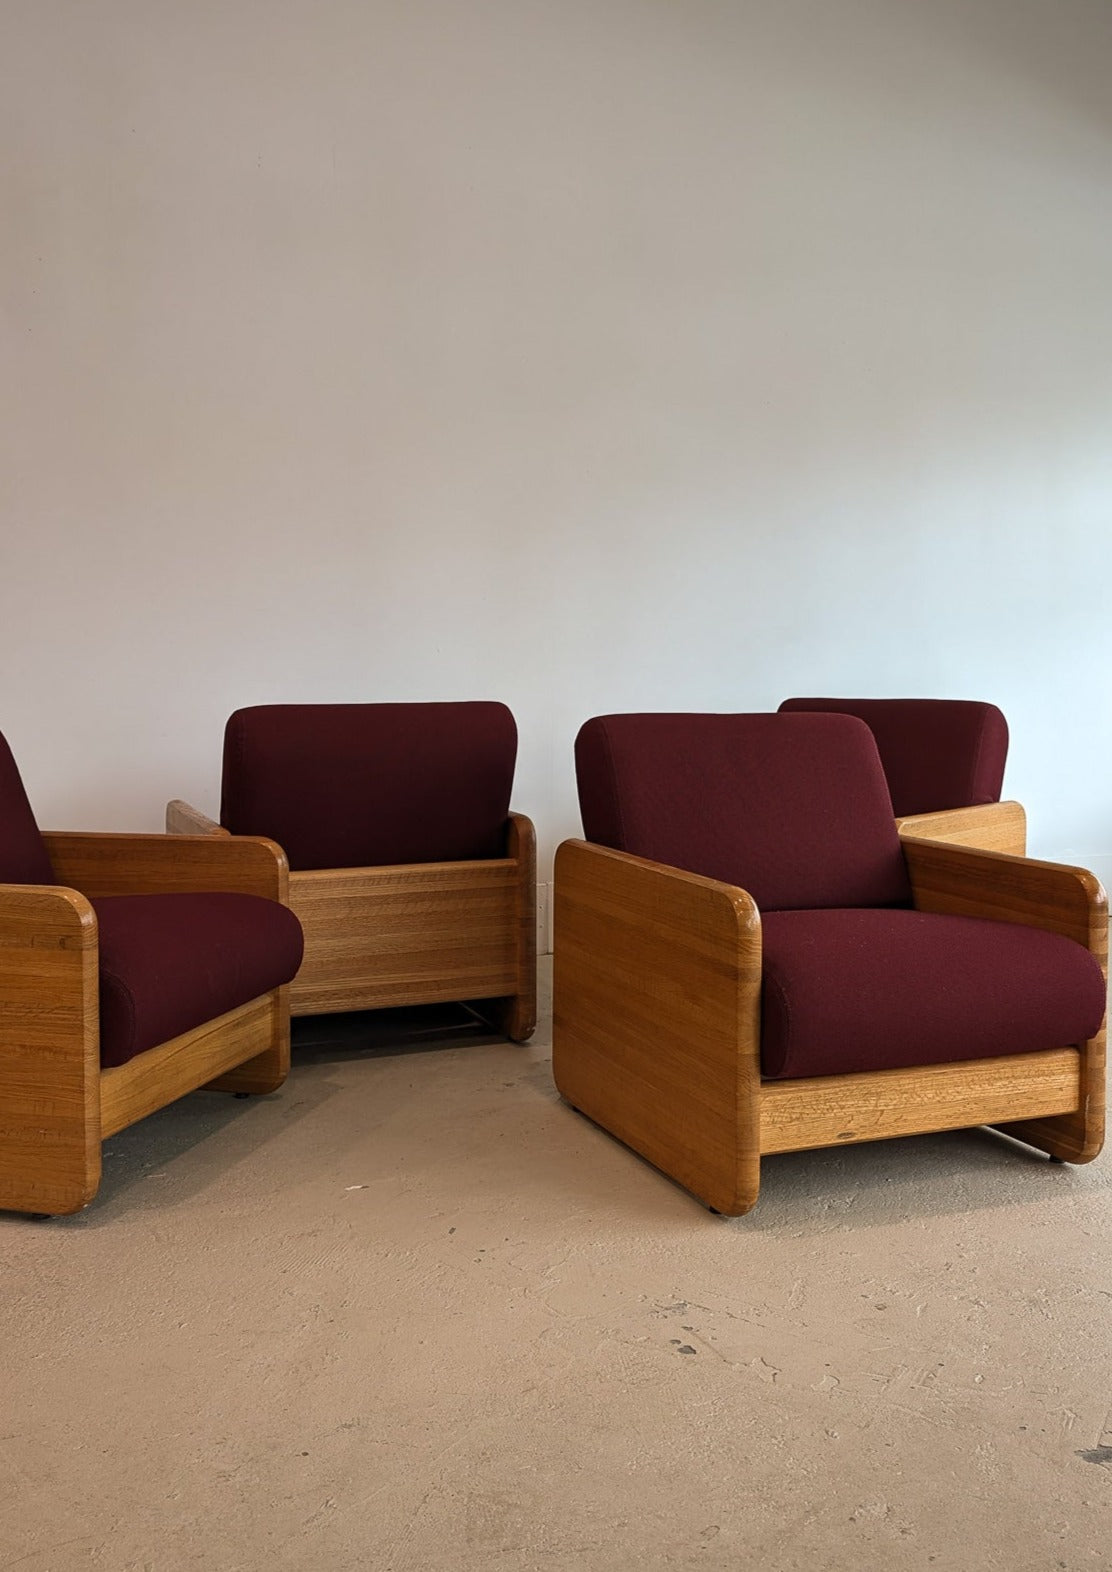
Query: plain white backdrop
[{"left": 3, "top": 0, "right": 1111, "bottom": 896}]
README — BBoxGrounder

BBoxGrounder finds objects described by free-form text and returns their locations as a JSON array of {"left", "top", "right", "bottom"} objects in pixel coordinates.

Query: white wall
[{"left": 3, "top": 0, "right": 1112, "bottom": 887}]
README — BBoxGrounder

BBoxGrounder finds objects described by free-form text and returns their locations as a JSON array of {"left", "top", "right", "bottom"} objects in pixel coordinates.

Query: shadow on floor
[{"left": 291, "top": 1002, "right": 503, "bottom": 1063}]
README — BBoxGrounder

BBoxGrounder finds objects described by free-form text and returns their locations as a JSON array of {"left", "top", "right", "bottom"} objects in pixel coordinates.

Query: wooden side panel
[
  {"left": 204, "top": 985, "right": 290, "bottom": 1095},
  {"left": 760, "top": 1049, "right": 1081, "bottom": 1154},
  {"left": 100, "top": 991, "right": 287, "bottom": 1137},
  {"left": 43, "top": 831, "right": 287, "bottom": 902},
  {"left": 903, "top": 837, "right": 1105, "bottom": 946},
  {"left": 165, "top": 800, "right": 228, "bottom": 837},
  {"left": 289, "top": 860, "right": 520, "bottom": 1015},
  {"left": 552, "top": 840, "right": 762, "bottom": 1216},
  {"left": 504, "top": 813, "right": 538, "bottom": 1041},
  {"left": 897, "top": 800, "right": 1026, "bottom": 855},
  {"left": 0, "top": 885, "right": 101, "bottom": 1214},
  {"left": 904, "top": 837, "right": 1107, "bottom": 1162},
  {"left": 469, "top": 813, "right": 538, "bottom": 1042}
]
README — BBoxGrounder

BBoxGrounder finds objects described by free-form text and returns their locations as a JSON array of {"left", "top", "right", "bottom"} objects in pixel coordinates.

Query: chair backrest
[
  {"left": 575, "top": 711, "right": 911, "bottom": 911},
  {"left": 777, "top": 697, "right": 1008, "bottom": 817},
  {"left": 0, "top": 731, "right": 56, "bottom": 885},
  {"left": 221, "top": 702, "right": 518, "bottom": 871}
]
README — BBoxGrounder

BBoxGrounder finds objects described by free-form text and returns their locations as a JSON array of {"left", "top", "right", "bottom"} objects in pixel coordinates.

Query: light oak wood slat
[
  {"left": 99, "top": 991, "right": 287, "bottom": 1137},
  {"left": 760, "top": 1049, "right": 1081, "bottom": 1154},
  {"left": 901, "top": 836, "right": 1105, "bottom": 945},
  {"left": 43, "top": 831, "right": 288, "bottom": 901},
  {"left": 903, "top": 836, "right": 1107, "bottom": 1163},
  {"left": 205, "top": 986, "right": 291, "bottom": 1096},
  {"left": 467, "top": 812, "right": 538, "bottom": 1042},
  {"left": 289, "top": 859, "right": 520, "bottom": 1015},
  {"left": 166, "top": 800, "right": 228, "bottom": 836},
  {"left": 504, "top": 811, "right": 537, "bottom": 1040},
  {"left": 896, "top": 799, "right": 1026, "bottom": 855},
  {"left": 0, "top": 884, "right": 101, "bottom": 1214},
  {"left": 552, "top": 839, "right": 763, "bottom": 1216}
]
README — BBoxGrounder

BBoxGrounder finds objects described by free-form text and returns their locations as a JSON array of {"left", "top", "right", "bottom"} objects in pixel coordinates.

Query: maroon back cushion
[
  {"left": 220, "top": 702, "right": 517, "bottom": 871},
  {"left": 575, "top": 712, "right": 911, "bottom": 912},
  {"left": 778, "top": 698, "right": 1008, "bottom": 817},
  {"left": 0, "top": 732, "right": 56, "bottom": 885}
]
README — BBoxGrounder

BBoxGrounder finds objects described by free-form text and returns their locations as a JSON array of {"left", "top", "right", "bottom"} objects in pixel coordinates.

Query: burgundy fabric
[
  {"left": 0, "top": 731, "right": 55, "bottom": 885},
  {"left": 777, "top": 698, "right": 1008, "bottom": 816},
  {"left": 575, "top": 712, "right": 912, "bottom": 911},
  {"left": 93, "top": 893, "right": 304, "bottom": 1068},
  {"left": 760, "top": 907, "right": 1105, "bottom": 1079},
  {"left": 220, "top": 702, "right": 517, "bottom": 872}
]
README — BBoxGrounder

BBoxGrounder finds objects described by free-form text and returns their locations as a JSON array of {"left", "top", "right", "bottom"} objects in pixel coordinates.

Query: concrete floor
[{"left": 2, "top": 961, "right": 1111, "bottom": 1571}]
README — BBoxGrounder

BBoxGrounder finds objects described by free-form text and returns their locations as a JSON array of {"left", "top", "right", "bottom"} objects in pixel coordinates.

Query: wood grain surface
[
  {"left": 165, "top": 799, "right": 228, "bottom": 836},
  {"left": 44, "top": 830, "right": 287, "bottom": 901},
  {"left": 760, "top": 1049, "right": 1081, "bottom": 1154},
  {"left": 100, "top": 991, "right": 288, "bottom": 1136},
  {"left": 896, "top": 799, "right": 1027, "bottom": 855},
  {"left": 289, "top": 859, "right": 520, "bottom": 1014},
  {"left": 0, "top": 883, "right": 101, "bottom": 1213},
  {"left": 552, "top": 839, "right": 763, "bottom": 1216}
]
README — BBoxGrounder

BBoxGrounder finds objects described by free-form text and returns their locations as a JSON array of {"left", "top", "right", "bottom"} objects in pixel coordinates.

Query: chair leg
[
  {"left": 992, "top": 1026, "right": 1106, "bottom": 1164},
  {"left": 0, "top": 891, "right": 102, "bottom": 1214},
  {"left": 205, "top": 989, "right": 291, "bottom": 1096},
  {"left": 472, "top": 989, "right": 536, "bottom": 1043},
  {"left": 0, "top": 1105, "right": 102, "bottom": 1217},
  {"left": 504, "top": 990, "right": 537, "bottom": 1043}
]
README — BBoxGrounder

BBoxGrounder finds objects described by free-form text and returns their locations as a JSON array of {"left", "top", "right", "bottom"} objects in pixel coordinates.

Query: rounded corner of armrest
[
  {"left": 1080, "top": 869, "right": 1107, "bottom": 913},
  {"left": 164, "top": 797, "right": 189, "bottom": 830},
  {"left": 238, "top": 834, "right": 290, "bottom": 875},
  {"left": 554, "top": 836, "right": 589, "bottom": 871},
  {"left": 504, "top": 810, "right": 537, "bottom": 859},
  {"left": 0, "top": 881, "right": 98, "bottom": 942},
  {"left": 55, "top": 884, "right": 99, "bottom": 929},
  {"left": 729, "top": 887, "right": 762, "bottom": 932},
  {"left": 165, "top": 799, "right": 227, "bottom": 836}
]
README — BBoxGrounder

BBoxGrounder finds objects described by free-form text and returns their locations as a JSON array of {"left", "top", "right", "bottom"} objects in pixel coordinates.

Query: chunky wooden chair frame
[
  {"left": 167, "top": 800, "right": 537, "bottom": 1040},
  {"left": 552, "top": 830, "right": 1105, "bottom": 1216},
  {"left": 0, "top": 832, "right": 292, "bottom": 1216}
]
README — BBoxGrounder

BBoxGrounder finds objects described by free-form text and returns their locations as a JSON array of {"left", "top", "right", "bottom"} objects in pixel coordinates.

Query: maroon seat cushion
[
  {"left": 575, "top": 712, "right": 911, "bottom": 911},
  {"left": 220, "top": 702, "right": 517, "bottom": 871},
  {"left": 93, "top": 893, "right": 305, "bottom": 1068},
  {"left": 777, "top": 698, "right": 1008, "bottom": 817},
  {"left": 0, "top": 731, "right": 56, "bottom": 885},
  {"left": 760, "top": 908, "right": 1105, "bottom": 1080}
]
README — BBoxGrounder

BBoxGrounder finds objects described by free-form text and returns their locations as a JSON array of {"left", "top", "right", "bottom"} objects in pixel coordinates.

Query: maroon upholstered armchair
[
  {"left": 553, "top": 712, "right": 1105, "bottom": 1215},
  {"left": 0, "top": 730, "right": 303, "bottom": 1216},
  {"left": 778, "top": 697, "right": 1024, "bottom": 853},
  {"left": 167, "top": 702, "right": 536, "bottom": 1040}
]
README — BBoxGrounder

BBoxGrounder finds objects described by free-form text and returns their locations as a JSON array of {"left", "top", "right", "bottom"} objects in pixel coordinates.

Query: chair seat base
[
  {"left": 286, "top": 856, "right": 535, "bottom": 1039},
  {"left": 759, "top": 1047, "right": 1081, "bottom": 1155},
  {"left": 100, "top": 990, "right": 288, "bottom": 1138}
]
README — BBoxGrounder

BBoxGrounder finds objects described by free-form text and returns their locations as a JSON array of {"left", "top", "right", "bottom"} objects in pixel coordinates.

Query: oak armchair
[
  {"left": 553, "top": 712, "right": 1105, "bottom": 1215},
  {"left": 167, "top": 701, "right": 536, "bottom": 1040},
  {"left": 778, "top": 697, "right": 1025, "bottom": 853},
  {"left": 0, "top": 731, "right": 304, "bottom": 1216}
]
